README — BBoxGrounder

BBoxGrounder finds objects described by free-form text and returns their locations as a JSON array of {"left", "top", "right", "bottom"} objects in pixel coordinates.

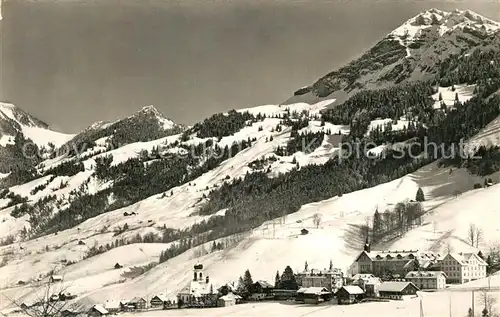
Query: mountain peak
[{"left": 390, "top": 8, "right": 500, "bottom": 40}]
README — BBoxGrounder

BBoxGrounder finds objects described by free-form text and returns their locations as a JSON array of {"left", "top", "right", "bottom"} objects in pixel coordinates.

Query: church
[{"left": 176, "top": 263, "right": 218, "bottom": 308}]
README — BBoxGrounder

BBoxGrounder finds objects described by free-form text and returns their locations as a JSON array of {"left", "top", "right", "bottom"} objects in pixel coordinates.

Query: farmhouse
[
  {"left": 378, "top": 281, "right": 419, "bottom": 299},
  {"left": 404, "top": 271, "right": 447, "bottom": 289},
  {"left": 336, "top": 286, "right": 365, "bottom": 305},
  {"left": 128, "top": 297, "right": 147, "bottom": 310},
  {"left": 87, "top": 305, "right": 108, "bottom": 317},
  {"left": 250, "top": 280, "right": 274, "bottom": 300},
  {"left": 296, "top": 287, "right": 332, "bottom": 304},
  {"left": 440, "top": 252, "right": 487, "bottom": 284},
  {"left": 150, "top": 294, "right": 168, "bottom": 307}
]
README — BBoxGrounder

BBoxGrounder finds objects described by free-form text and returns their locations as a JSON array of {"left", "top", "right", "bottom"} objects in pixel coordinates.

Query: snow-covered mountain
[
  {"left": 288, "top": 8, "right": 500, "bottom": 104},
  {"left": 0, "top": 103, "right": 75, "bottom": 180},
  {"left": 1, "top": 9, "right": 500, "bottom": 317}
]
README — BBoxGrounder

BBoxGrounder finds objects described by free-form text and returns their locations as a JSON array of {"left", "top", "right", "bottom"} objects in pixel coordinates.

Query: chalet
[
  {"left": 301, "top": 229, "right": 309, "bottom": 235},
  {"left": 114, "top": 263, "right": 123, "bottom": 269},
  {"left": 119, "top": 300, "right": 134, "bottom": 312},
  {"left": 441, "top": 253, "right": 487, "bottom": 284},
  {"left": 250, "top": 280, "right": 274, "bottom": 300},
  {"left": 217, "top": 292, "right": 241, "bottom": 307},
  {"left": 78, "top": 240, "right": 86, "bottom": 245},
  {"left": 177, "top": 263, "right": 218, "bottom": 308},
  {"left": 297, "top": 264, "right": 344, "bottom": 293},
  {"left": 87, "top": 305, "right": 109, "bottom": 317},
  {"left": 378, "top": 281, "right": 419, "bottom": 299},
  {"left": 150, "top": 295, "right": 168, "bottom": 307},
  {"left": 103, "top": 300, "right": 121, "bottom": 313},
  {"left": 404, "top": 271, "right": 447, "bottom": 289},
  {"left": 350, "top": 243, "right": 440, "bottom": 278},
  {"left": 336, "top": 286, "right": 365, "bottom": 305},
  {"left": 128, "top": 297, "right": 146, "bottom": 310},
  {"left": 296, "top": 287, "right": 332, "bottom": 304},
  {"left": 49, "top": 275, "right": 63, "bottom": 283}
]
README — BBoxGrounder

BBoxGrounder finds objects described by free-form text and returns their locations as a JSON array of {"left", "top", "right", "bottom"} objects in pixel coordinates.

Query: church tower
[{"left": 193, "top": 263, "right": 204, "bottom": 281}]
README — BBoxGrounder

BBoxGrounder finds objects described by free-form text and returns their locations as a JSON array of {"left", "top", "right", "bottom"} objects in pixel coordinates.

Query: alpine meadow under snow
[{"left": 2, "top": 8, "right": 500, "bottom": 317}]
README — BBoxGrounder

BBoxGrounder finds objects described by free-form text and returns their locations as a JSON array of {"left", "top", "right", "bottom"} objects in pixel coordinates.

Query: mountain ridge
[{"left": 1, "top": 8, "right": 500, "bottom": 315}]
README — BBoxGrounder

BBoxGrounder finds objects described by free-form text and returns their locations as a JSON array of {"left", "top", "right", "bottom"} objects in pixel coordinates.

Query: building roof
[
  {"left": 299, "top": 267, "right": 343, "bottom": 276},
  {"left": 50, "top": 275, "right": 63, "bottom": 280},
  {"left": 91, "top": 305, "right": 109, "bottom": 315},
  {"left": 297, "top": 287, "right": 331, "bottom": 295},
  {"left": 405, "top": 271, "right": 447, "bottom": 279},
  {"left": 253, "top": 280, "right": 274, "bottom": 288},
  {"left": 129, "top": 297, "right": 146, "bottom": 303},
  {"left": 103, "top": 300, "right": 120, "bottom": 310},
  {"left": 340, "top": 286, "right": 365, "bottom": 295},
  {"left": 356, "top": 250, "right": 440, "bottom": 263},
  {"left": 352, "top": 273, "right": 375, "bottom": 280},
  {"left": 445, "top": 253, "right": 488, "bottom": 266},
  {"left": 379, "top": 281, "right": 419, "bottom": 293},
  {"left": 151, "top": 294, "right": 169, "bottom": 302}
]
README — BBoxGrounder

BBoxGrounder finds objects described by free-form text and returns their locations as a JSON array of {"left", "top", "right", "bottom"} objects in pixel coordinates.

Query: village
[{"left": 19, "top": 238, "right": 494, "bottom": 317}]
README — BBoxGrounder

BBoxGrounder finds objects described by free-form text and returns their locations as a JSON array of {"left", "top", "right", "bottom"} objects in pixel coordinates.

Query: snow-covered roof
[
  {"left": 254, "top": 280, "right": 274, "bottom": 288},
  {"left": 298, "top": 287, "right": 331, "bottom": 295},
  {"left": 379, "top": 281, "right": 418, "bottom": 293},
  {"left": 103, "top": 300, "right": 120, "bottom": 310},
  {"left": 445, "top": 253, "right": 488, "bottom": 266},
  {"left": 219, "top": 292, "right": 239, "bottom": 301},
  {"left": 90, "top": 305, "right": 109, "bottom": 315},
  {"left": 178, "top": 280, "right": 215, "bottom": 298},
  {"left": 151, "top": 294, "right": 169, "bottom": 302},
  {"left": 405, "top": 271, "right": 447, "bottom": 279},
  {"left": 340, "top": 286, "right": 365, "bottom": 295}
]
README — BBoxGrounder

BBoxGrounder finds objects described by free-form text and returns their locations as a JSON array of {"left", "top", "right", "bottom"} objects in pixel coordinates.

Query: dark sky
[{"left": 1, "top": 0, "right": 499, "bottom": 133}]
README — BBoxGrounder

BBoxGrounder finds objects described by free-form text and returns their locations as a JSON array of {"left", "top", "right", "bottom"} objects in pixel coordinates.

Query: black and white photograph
[{"left": 0, "top": 0, "right": 500, "bottom": 316}]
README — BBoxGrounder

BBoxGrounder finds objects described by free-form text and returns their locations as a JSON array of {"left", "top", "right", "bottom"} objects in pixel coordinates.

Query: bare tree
[
  {"left": 468, "top": 224, "right": 484, "bottom": 248},
  {"left": 2, "top": 274, "right": 83, "bottom": 317},
  {"left": 313, "top": 213, "right": 322, "bottom": 228},
  {"left": 478, "top": 290, "right": 498, "bottom": 317},
  {"left": 468, "top": 223, "right": 477, "bottom": 247}
]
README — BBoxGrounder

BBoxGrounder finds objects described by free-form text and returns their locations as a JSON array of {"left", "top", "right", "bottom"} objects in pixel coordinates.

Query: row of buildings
[{"left": 350, "top": 242, "right": 488, "bottom": 286}]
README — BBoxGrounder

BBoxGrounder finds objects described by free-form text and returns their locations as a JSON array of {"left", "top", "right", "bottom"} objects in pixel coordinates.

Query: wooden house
[
  {"left": 250, "top": 280, "right": 274, "bottom": 300},
  {"left": 150, "top": 295, "right": 168, "bottom": 308},
  {"left": 378, "top": 281, "right": 419, "bottom": 299},
  {"left": 301, "top": 229, "right": 309, "bottom": 235},
  {"left": 87, "top": 305, "right": 109, "bottom": 317},
  {"left": 128, "top": 297, "right": 147, "bottom": 310},
  {"left": 336, "top": 286, "right": 365, "bottom": 305},
  {"left": 295, "top": 287, "right": 331, "bottom": 304}
]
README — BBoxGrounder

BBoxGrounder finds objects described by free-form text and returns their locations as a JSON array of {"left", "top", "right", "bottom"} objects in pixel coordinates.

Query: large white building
[
  {"left": 440, "top": 253, "right": 487, "bottom": 284},
  {"left": 404, "top": 271, "right": 447, "bottom": 289}
]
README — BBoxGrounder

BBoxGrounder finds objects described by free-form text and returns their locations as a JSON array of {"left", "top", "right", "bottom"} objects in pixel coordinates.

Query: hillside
[{"left": 1, "top": 8, "right": 500, "bottom": 316}]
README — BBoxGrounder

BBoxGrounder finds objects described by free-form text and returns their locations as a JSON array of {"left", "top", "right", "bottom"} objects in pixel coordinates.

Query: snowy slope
[{"left": 0, "top": 103, "right": 74, "bottom": 148}]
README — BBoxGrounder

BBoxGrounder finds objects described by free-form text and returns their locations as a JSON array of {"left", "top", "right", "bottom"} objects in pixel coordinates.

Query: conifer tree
[{"left": 416, "top": 188, "right": 425, "bottom": 202}]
